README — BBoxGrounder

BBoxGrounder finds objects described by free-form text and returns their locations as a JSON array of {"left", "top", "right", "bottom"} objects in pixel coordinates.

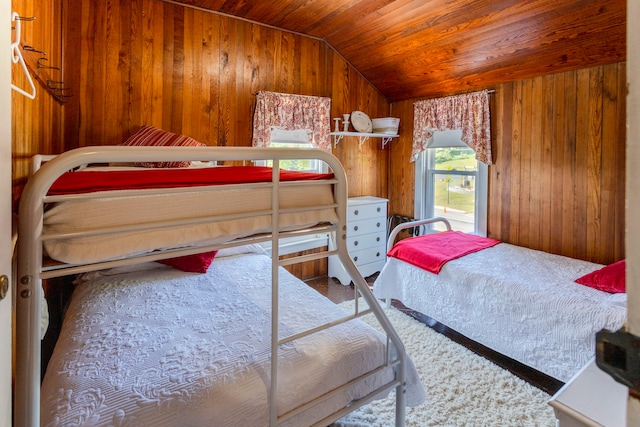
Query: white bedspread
[
  {"left": 43, "top": 183, "right": 338, "bottom": 264},
  {"left": 373, "top": 243, "right": 627, "bottom": 383},
  {"left": 41, "top": 250, "right": 425, "bottom": 426}
]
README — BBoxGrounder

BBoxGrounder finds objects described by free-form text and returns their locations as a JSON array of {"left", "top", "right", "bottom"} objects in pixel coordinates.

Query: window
[
  {"left": 259, "top": 127, "right": 329, "bottom": 255},
  {"left": 260, "top": 128, "right": 327, "bottom": 173},
  {"left": 414, "top": 130, "right": 488, "bottom": 236}
]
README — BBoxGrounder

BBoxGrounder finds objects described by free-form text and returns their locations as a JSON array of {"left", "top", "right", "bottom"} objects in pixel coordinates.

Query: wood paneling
[
  {"left": 281, "top": 247, "right": 328, "bottom": 281},
  {"left": 330, "top": 52, "right": 390, "bottom": 198},
  {"left": 11, "top": 0, "right": 64, "bottom": 212},
  {"left": 388, "top": 98, "right": 416, "bottom": 217},
  {"left": 61, "top": 0, "right": 389, "bottom": 199},
  {"left": 64, "top": 0, "right": 334, "bottom": 146},
  {"left": 11, "top": 0, "right": 626, "bottom": 267},
  {"left": 11, "top": 0, "right": 389, "bottom": 206},
  {"left": 173, "top": 0, "right": 626, "bottom": 102},
  {"left": 389, "top": 63, "right": 626, "bottom": 265},
  {"left": 491, "top": 63, "right": 626, "bottom": 264}
]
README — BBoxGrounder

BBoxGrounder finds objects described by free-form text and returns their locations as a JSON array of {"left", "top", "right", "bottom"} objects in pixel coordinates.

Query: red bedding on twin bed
[
  {"left": 387, "top": 230, "right": 500, "bottom": 274},
  {"left": 47, "top": 166, "right": 335, "bottom": 195}
]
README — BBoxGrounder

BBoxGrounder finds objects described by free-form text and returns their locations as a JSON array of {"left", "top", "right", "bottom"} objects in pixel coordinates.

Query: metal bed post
[
  {"left": 270, "top": 158, "right": 280, "bottom": 426},
  {"left": 382, "top": 217, "right": 452, "bottom": 310},
  {"left": 328, "top": 156, "right": 408, "bottom": 426}
]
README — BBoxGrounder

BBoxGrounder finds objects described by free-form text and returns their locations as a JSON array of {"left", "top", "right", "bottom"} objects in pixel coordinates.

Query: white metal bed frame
[
  {"left": 15, "top": 145, "right": 408, "bottom": 427},
  {"left": 379, "top": 217, "right": 627, "bottom": 384},
  {"left": 383, "top": 216, "right": 452, "bottom": 311}
]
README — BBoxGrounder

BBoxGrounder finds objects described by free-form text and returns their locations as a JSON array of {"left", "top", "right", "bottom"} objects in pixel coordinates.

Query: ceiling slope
[{"left": 172, "top": 0, "right": 626, "bottom": 102}]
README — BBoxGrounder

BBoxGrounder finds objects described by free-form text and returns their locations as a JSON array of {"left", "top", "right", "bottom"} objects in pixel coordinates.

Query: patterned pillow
[{"left": 122, "top": 125, "right": 206, "bottom": 168}]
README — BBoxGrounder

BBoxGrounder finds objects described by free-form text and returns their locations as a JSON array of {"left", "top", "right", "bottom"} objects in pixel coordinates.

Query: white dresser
[
  {"left": 329, "top": 196, "right": 388, "bottom": 285},
  {"left": 548, "top": 359, "right": 627, "bottom": 427}
]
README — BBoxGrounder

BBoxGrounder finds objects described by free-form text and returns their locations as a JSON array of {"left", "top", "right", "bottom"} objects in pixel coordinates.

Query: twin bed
[
  {"left": 16, "top": 143, "right": 626, "bottom": 426},
  {"left": 15, "top": 146, "right": 425, "bottom": 427},
  {"left": 374, "top": 218, "right": 627, "bottom": 384}
]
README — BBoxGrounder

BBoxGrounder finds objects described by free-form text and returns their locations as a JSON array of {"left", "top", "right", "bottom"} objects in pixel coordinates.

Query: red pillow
[
  {"left": 122, "top": 125, "right": 206, "bottom": 168},
  {"left": 575, "top": 260, "right": 626, "bottom": 293},
  {"left": 158, "top": 251, "right": 218, "bottom": 273}
]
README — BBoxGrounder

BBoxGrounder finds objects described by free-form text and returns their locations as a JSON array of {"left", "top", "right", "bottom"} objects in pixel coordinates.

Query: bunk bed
[
  {"left": 374, "top": 217, "right": 627, "bottom": 384},
  {"left": 15, "top": 145, "right": 425, "bottom": 427}
]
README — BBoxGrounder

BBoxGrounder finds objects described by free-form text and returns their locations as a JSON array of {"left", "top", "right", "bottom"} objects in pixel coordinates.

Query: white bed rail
[
  {"left": 16, "top": 146, "right": 407, "bottom": 427},
  {"left": 382, "top": 217, "right": 452, "bottom": 309},
  {"left": 386, "top": 216, "right": 452, "bottom": 253}
]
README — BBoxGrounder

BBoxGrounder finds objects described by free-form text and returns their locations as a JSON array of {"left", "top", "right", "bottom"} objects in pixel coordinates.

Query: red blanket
[
  {"left": 47, "top": 166, "right": 335, "bottom": 195},
  {"left": 387, "top": 230, "right": 500, "bottom": 274}
]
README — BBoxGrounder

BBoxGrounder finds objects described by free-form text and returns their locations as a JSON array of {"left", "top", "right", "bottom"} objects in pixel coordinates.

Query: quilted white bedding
[
  {"left": 43, "top": 183, "right": 338, "bottom": 264},
  {"left": 373, "top": 243, "right": 627, "bottom": 383},
  {"left": 41, "top": 249, "right": 425, "bottom": 426}
]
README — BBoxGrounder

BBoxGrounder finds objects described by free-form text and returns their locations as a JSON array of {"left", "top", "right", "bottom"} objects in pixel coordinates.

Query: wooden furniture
[
  {"left": 329, "top": 196, "right": 388, "bottom": 285},
  {"left": 548, "top": 359, "right": 627, "bottom": 427}
]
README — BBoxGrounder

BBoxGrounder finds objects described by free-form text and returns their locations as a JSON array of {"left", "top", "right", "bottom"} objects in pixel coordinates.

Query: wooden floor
[{"left": 305, "top": 274, "right": 564, "bottom": 396}]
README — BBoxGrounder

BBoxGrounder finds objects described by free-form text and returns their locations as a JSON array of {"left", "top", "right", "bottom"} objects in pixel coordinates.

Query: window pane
[
  {"left": 267, "top": 141, "right": 319, "bottom": 172},
  {"left": 434, "top": 146, "right": 477, "bottom": 170},
  {"left": 432, "top": 147, "right": 477, "bottom": 233}
]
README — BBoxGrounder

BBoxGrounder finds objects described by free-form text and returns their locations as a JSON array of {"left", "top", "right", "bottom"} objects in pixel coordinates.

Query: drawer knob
[
  {"left": 354, "top": 256, "right": 358, "bottom": 262},
  {"left": 376, "top": 252, "right": 380, "bottom": 257},
  {"left": 376, "top": 222, "right": 381, "bottom": 227},
  {"left": 353, "top": 225, "right": 359, "bottom": 231},
  {"left": 377, "top": 207, "right": 381, "bottom": 212},
  {"left": 354, "top": 240, "right": 359, "bottom": 246},
  {"left": 376, "top": 237, "right": 380, "bottom": 242},
  {"left": 354, "top": 209, "right": 359, "bottom": 215}
]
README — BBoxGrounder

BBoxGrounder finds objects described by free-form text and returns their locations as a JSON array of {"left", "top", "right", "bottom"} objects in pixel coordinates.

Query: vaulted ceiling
[{"left": 172, "top": 0, "right": 626, "bottom": 102}]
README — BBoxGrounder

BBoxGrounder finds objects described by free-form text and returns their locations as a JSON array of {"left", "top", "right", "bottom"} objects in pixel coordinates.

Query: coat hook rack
[
  {"left": 37, "top": 57, "right": 60, "bottom": 71},
  {"left": 23, "top": 45, "right": 46, "bottom": 55},
  {"left": 46, "top": 79, "right": 65, "bottom": 89},
  {"left": 52, "top": 90, "right": 73, "bottom": 101}
]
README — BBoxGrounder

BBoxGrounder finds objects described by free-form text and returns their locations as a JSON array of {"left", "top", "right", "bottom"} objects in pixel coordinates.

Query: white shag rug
[{"left": 333, "top": 300, "right": 557, "bottom": 427}]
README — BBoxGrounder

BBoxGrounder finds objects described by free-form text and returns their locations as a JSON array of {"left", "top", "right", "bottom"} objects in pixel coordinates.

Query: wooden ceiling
[{"left": 172, "top": 0, "right": 626, "bottom": 102}]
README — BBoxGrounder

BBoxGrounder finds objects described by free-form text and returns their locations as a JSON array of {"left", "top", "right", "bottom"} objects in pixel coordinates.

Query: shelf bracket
[
  {"left": 357, "top": 135, "right": 370, "bottom": 145},
  {"left": 330, "top": 131, "right": 398, "bottom": 149}
]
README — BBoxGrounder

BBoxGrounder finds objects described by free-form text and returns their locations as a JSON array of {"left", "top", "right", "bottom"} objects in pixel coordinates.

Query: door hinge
[
  {"left": 0, "top": 275, "right": 8, "bottom": 300},
  {"left": 596, "top": 328, "right": 640, "bottom": 394}
]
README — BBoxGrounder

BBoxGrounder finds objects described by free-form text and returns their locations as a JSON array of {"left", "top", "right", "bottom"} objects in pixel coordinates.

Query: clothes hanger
[{"left": 11, "top": 12, "right": 36, "bottom": 100}]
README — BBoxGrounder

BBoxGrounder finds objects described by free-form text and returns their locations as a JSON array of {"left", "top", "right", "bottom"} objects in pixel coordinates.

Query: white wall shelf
[{"left": 330, "top": 132, "right": 398, "bottom": 149}]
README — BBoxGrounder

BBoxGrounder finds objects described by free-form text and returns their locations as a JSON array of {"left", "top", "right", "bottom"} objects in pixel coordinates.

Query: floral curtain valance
[
  {"left": 251, "top": 91, "right": 332, "bottom": 152},
  {"left": 412, "top": 90, "right": 492, "bottom": 164}
]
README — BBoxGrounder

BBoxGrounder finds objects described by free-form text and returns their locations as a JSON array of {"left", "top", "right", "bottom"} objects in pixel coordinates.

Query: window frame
[
  {"left": 258, "top": 127, "right": 330, "bottom": 254},
  {"left": 256, "top": 128, "right": 328, "bottom": 174},
  {"left": 414, "top": 144, "right": 488, "bottom": 236}
]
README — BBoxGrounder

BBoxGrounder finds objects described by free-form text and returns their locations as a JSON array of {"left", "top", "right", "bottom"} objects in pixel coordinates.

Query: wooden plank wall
[
  {"left": 11, "top": 0, "right": 625, "bottom": 266},
  {"left": 10, "top": 0, "right": 64, "bottom": 212},
  {"left": 389, "top": 63, "right": 626, "bottom": 265},
  {"left": 61, "top": 0, "right": 390, "bottom": 199},
  {"left": 491, "top": 63, "right": 626, "bottom": 264}
]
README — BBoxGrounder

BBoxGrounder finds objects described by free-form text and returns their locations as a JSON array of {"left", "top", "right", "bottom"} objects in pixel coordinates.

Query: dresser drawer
[
  {"left": 348, "top": 217, "right": 385, "bottom": 237},
  {"left": 347, "top": 231, "right": 386, "bottom": 252},
  {"left": 347, "top": 202, "right": 387, "bottom": 222},
  {"left": 328, "top": 196, "right": 388, "bottom": 285},
  {"left": 350, "top": 246, "right": 385, "bottom": 266}
]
